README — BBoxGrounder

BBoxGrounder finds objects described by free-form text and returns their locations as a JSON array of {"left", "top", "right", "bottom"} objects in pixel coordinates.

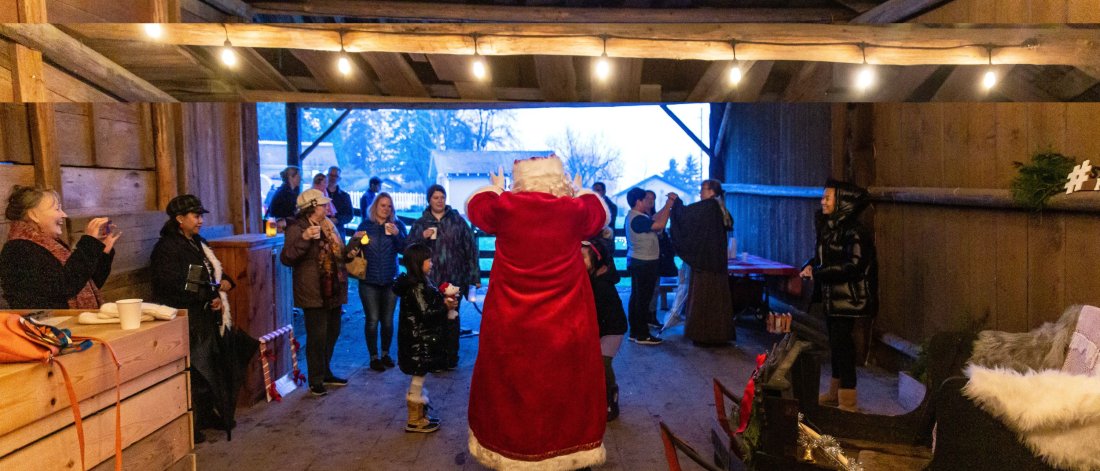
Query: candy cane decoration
[{"left": 259, "top": 325, "right": 303, "bottom": 402}]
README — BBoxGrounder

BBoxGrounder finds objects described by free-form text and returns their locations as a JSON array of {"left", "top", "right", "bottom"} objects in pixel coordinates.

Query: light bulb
[
  {"left": 337, "top": 55, "right": 352, "bottom": 75},
  {"left": 982, "top": 69, "right": 997, "bottom": 90},
  {"left": 143, "top": 23, "right": 163, "bottom": 39},
  {"left": 472, "top": 57, "right": 486, "bottom": 80},
  {"left": 595, "top": 56, "right": 610, "bottom": 81},
  {"left": 220, "top": 46, "right": 237, "bottom": 67},
  {"left": 855, "top": 65, "right": 875, "bottom": 91},
  {"left": 728, "top": 64, "right": 743, "bottom": 85}
]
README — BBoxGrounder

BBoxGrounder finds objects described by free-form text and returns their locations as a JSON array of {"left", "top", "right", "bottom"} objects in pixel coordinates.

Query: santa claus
[{"left": 465, "top": 155, "right": 610, "bottom": 470}]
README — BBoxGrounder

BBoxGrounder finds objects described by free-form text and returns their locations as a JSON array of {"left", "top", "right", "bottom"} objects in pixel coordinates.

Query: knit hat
[{"left": 296, "top": 188, "right": 332, "bottom": 210}]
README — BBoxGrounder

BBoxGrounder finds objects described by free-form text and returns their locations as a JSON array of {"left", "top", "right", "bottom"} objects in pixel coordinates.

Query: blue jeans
[{"left": 359, "top": 282, "right": 396, "bottom": 358}]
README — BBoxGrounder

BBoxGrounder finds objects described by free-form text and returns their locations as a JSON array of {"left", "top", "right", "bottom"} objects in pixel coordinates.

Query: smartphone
[{"left": 102, "top": 219, "right": 112, "bottom": 235}]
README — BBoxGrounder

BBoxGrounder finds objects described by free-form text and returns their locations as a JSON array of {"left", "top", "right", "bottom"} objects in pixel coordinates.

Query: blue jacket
[{"left": 352, "top": 218, "right": 407, "bottom": 285}]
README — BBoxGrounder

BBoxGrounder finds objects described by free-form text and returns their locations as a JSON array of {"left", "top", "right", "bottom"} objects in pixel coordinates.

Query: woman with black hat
[{"left": 151, "top": 194, "right": 255, "bottom": 443}]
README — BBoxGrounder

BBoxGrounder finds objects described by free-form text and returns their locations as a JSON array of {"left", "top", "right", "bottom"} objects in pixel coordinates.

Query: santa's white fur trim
[
  {"left": 469, "top": 429, "right": 606, "bottom": 471},
  {"left": 200, "top": 242, "right": 232, "bottom": 335},
  {"left": 512, "top": 155, "right": 574, "bottom": 197},
  {"left": 464, "top": 185, "right": 504, "bottom": 215},
  {"left": 575, "top": 189, "right": 611, "bottom": 229},
  {"left": 963, "top": 364, "right": 1100, "bottom": 471}
]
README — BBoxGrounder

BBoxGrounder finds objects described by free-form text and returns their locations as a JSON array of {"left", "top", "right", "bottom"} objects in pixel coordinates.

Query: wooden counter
[{"left": 0, "top": 310, "right": 194, "bottom": 471}]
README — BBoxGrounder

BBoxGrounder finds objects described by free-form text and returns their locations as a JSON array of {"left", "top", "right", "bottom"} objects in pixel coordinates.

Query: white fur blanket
[{"left": 964, "top": 365, "right": 1100, "bottom": 471}]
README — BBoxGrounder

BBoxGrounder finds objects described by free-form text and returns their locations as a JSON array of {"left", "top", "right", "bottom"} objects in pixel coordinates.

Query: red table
[{"left": 728, "top": 254, "right": 803, "bottom": 318}]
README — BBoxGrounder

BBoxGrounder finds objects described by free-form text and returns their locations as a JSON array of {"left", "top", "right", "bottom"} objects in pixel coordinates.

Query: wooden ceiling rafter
[
  {"left": 2, "top": 24, "right": 175, "bottom": 102},
  {"left": 248, "top": 0, "right": 857, "bottom": 23},
  {"left": 64, "top": 23, "right": 1100, "bottom": 68},
  {"left": 289, "top": 49, "right": 381, "bottom": 95},
  {"left": 780, "top": 0, "right": 959, "bottom": 102}
]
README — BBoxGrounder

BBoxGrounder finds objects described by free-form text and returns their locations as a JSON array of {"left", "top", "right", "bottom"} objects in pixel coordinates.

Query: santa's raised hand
[{"left": 490, "top": 165, "right": 506, "bottom": 190}]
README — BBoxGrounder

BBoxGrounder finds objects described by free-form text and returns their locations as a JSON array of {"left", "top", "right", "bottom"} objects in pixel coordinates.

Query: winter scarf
[
  {"left": 316, "top": 218, "right": 347, "bottom": 304},
  {"left": 7, "top": 220, "right": 102, "bottom": 309}
]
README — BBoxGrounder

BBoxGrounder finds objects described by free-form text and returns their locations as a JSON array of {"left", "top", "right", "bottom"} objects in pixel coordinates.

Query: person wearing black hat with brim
[{"left": 151, "top": 194, "right": 257, "bottom": 443}]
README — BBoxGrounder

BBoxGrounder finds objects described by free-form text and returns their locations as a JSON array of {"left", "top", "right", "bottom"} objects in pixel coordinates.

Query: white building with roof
[{"left": 431, "top": 150, "right": 553, "bottom": 214}]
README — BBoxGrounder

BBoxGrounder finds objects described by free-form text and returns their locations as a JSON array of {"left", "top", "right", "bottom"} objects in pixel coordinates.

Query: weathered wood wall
[
  {"left": 719, "top": 103, "right": 835, "bottom": 270},
  {"left": 872, "top": 103, "right": 1100, "bottom": 342},
  {"left": 0, "top": 103, "right": 260, "bottom": 305}
]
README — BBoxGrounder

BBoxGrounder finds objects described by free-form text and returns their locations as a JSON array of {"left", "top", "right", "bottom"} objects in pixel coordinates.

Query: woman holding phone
[{"left": 0, "top": 185, "right": 119, "bottom": 309}]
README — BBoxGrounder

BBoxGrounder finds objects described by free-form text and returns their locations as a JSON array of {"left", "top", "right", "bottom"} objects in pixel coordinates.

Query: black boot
[{"left": 606, "top": 385, "right": 620, "bottom": 422}]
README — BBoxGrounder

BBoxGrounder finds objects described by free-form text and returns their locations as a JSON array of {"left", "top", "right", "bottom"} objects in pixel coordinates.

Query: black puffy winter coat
[
  {"left": 393, "top": 273, "right": 448, "bottom": 376},
  {"left": 806, "top": 182, "right": 877, "bottom": 318}
]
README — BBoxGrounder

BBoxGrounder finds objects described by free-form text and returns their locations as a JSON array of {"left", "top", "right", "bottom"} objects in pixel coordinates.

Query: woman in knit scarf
[
  {"left": 0, "top": 185, "right": 119, "bottom": 309},
  {"left": 281, "top": 188, "right": 357, "bottom": 396}
]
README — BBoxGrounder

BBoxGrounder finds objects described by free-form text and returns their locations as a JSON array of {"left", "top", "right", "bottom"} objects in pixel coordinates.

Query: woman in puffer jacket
[
  {"left": 393, "top": 242, "right": 458, "bottom": 434},
  {"left": 800, "top": 179, "right": 877, "bottom": 413}
]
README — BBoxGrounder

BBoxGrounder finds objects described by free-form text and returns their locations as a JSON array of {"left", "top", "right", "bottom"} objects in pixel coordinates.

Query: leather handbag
[
  {"left": 346, "top": 253, "right": 368, "bottom": 280},
  {"left": 0, "top": 312, "right": 123, "bottom": 471}
]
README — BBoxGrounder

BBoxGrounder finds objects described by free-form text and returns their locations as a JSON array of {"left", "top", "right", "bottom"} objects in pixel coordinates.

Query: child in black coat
[
  {"left": 393, "top": 243, "right": 458, "bottom": 433},
  {"left": 582, "top": 231, "right": 628, "bottom": 421}
]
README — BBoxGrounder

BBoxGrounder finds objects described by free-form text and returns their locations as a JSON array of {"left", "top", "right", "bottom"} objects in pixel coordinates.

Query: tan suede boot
[
  {"left": 818, "top": 378, "right": 840, "bottom": 405},
  {"left": 838, "top": 388, "right": 858, "bottom": 412},
  {"left": 405, "top": 399, "right": 440, "bottom": 433}
]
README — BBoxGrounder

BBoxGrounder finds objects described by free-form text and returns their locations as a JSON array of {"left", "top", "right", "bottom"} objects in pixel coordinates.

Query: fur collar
[
  {"left": 964, "top": 364, "right": 1100, "bottom": 471},
  {"left": 199, "top": 241, "right": 232, "bottom": 335}
]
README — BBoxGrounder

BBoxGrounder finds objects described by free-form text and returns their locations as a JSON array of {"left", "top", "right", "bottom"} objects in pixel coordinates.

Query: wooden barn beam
[
  {"left": 1, "top": 24, "right": 175, "bottom": 102},
  {"left": 688, "top": 61, "right": 761, "bottom": 102},
  {"left": 784, "top": 0, "right": 956, "bottom": 101},
  {"left": 249, "top": 1, "right": 853, "bottom": 23},
  {"left": 659, "top": 104, "right": 713, "bottom": 160},
  {"left": 28, "top": 104, "right": 60, "bottom": 194},
  {"left": 8, "top": 42, "right": 46, "bottom": 102},
  {"left": 285, "top": 103, "right": 299, "bottom": 168},
  {"left": 851, "top": 0, "right": 955, "bottom": 24},
  {"left": 241, "top": 90, "right": 477, "bottom": 103},
  {"left": 534, "top": 56, "right": 578, "bottom": 102},
  {"left": 235, "top": 47, "right": 299, "bottom": 92},
  {"left": 152, "top": 103, "right": 179, "bottom": 209},
  {"left": 65, "top": 23, "right": 1100, "bottom": 67},
  {"left": 290, "top": 49, "right": 380, "bottom": 95},
  {"left": 361, "top": 52, "right": 429, "bottom": 98},
  {"left": 15, "top": 0, "right": 47, "bottom": 22},
  {"left": 198, "top": 0, "right": 253, "bottom": 20},
  {"left": 152, "top": 0, "right": 182, "bottom": 23}
]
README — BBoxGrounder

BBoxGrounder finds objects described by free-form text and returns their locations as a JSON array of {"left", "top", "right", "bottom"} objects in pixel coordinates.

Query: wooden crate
[{"left": 0, "top": 311, "right": 192, "bottom": 470}]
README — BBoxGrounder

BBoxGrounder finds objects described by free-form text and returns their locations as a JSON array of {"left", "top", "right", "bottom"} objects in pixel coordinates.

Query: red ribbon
[
  {"left": 290, "top": 337, "right": 301, "bottom": 352},
  {"left": 736, "top": 353, "right": 768, "bottom": 434},
  {"left": 267, "top": 383, "right": 282, "bottom": 402},
  {"left": 292, "top": 369, "right": 306, "bottom": 386}
]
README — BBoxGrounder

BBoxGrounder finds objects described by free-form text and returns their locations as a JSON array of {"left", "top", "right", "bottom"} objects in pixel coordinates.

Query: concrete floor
[{"left": 195, "top": 284, "right": 910, "bottom": 470}]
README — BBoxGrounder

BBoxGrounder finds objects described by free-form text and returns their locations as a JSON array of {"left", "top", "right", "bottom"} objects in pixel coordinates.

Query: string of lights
[{"left": 165, "top": 23, "right": 1040, "bottom": 93}]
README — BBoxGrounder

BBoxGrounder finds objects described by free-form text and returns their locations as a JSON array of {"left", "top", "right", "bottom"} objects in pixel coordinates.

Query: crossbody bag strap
[{"left": 71, "top": 336, "right": 123, "bottom": 471}]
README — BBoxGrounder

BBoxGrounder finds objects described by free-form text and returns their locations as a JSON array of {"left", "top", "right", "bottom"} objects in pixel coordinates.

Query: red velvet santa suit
[{"left": 465, "top": 171, "right": 610, "bottom": 469}]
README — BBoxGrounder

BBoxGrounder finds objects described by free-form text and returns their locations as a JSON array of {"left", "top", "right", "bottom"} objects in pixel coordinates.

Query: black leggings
[{"left": 827, "top": 316, "right": 857, "bottom": 389}]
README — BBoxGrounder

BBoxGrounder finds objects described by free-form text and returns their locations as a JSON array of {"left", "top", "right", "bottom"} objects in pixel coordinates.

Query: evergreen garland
[{"left": 1009, "top": 151, "right": 1076, "bottom": 211}]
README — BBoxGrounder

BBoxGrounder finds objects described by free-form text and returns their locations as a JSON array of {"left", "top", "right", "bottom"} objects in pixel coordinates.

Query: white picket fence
[{"left": 348, "top": 190, "right": 426, "bottom": 211}]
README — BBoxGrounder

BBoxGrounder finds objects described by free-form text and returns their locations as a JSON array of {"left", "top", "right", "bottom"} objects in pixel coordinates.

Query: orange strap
[{"left": 59, "top": 336, "right": 123, "bottom": 471}]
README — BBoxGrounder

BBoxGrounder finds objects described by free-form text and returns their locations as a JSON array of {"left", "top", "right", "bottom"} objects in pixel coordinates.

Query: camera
[{"left": 184, "top": 264, "right": 219, "bottom": 293}]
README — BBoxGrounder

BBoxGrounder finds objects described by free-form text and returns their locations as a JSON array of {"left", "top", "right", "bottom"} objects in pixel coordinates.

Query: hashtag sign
[{"left": 1065, "top": 160, "right": 1092, "bottom": 194}]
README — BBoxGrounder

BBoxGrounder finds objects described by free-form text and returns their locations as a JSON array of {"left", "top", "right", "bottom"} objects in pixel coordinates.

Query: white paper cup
[
  {"left": 429, "top": 227, "right": 438, "bottom": 240},
  {"left": 117, "top": 299, "right": 143, "bottom": 330}
]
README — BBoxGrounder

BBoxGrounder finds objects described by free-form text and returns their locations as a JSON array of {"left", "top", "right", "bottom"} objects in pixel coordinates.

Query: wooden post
[
  {"left": 15, "top": 0, "right": 47, "bottom": 22},
  {"left": 8, "top": 42, "right": 46, "bottom": 102},
  {"left": 28, "top": 104, "right": 60, "bottom": 194},
  {"left": 224, "top": 103, "right": 246, "bottom": 234},
  {"left": 152, "top": 103, "right": 179, "bottom": 210},
  {"left": 151, "top": 0, "right": 181, "bottom": 22},
  {"left": 285, "top": 103, "right": 299, "bottom": 168},
  {"left": 239, "top": 103, "right": 262, "bottom": 233}
]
